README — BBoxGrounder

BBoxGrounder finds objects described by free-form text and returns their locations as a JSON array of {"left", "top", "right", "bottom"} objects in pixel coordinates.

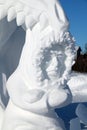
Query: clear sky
[{"left": 60, "top": 0, "right": 87, "bottom": 52}]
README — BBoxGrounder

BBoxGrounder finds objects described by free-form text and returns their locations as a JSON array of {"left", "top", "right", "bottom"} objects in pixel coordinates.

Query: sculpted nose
[
  {"left": 52, "top": 57, "right": 58, "bottom": 67},
  {"left": 46, "top": 56, "right": 58, "bottom": 72}
]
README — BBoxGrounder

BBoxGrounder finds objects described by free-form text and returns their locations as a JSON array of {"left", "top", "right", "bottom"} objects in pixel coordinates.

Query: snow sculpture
[
  {"left": 69, "top": 103, "right": 87, "bottom": 130},
  {"left": 76, "top": 104, "right": 87, "bottom": 125},
  {"left": 0, "top": 0, "right": 69, "bottom": 41},
  {"left": 0, "top": 0, "right": 76, "bottom": 130},
  {"left": 68, "top": 72, "right": 87, "bottom": 103},
  {"left": 70, "top": 118, "right": 81, "bottom": 130},
  {"left": 2, "top": 27, "right": 75, "bottom": 130}
]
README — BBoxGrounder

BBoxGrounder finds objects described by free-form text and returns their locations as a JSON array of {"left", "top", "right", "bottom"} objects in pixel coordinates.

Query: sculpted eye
[{"left": 56, "top": 54, "right": 64, "bottom": 63}]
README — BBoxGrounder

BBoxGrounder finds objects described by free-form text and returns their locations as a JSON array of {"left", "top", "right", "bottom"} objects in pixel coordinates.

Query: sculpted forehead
[{"left": 41, "top": 44, "right": 66, "bottom": 60}]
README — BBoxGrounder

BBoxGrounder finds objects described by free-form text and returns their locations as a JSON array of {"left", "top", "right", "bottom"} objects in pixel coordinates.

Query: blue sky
[{"left": 60, "top": 0, "right": 87, "bottom": 52}]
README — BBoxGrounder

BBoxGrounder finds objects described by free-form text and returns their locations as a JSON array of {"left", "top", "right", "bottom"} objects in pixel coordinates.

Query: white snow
[
  {"left": 0, "top": 0, "right": 87, "bottom": 130},
  {"left": 76, "top": 104, "right": 87, "bottom": 125},
  {"left": 68, "top": 72, "right": 87, "bottom": 103},
  {"left": 70, "top": 118, "right": 81, "bottom": 130}
]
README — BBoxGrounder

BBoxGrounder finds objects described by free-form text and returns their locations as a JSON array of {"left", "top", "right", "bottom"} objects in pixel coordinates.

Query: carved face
[
  {"left": 19, "top": 24, "right": 75, "bottom": 89},
  {"left": 39, "top": 44, "right": 66, "bottom": 82}
]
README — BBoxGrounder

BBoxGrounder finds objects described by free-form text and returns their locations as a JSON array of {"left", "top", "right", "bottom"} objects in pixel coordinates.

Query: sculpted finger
[
  {"left": 25, "top": 15, "right": 37, "bottom": 29},
  {"left": 7, "top": 7, "right": 16, "bottom": 22},
  {"left": 39, "top": 13, "right": 49, "bottom": 30},
  {"left": 16, "top": 12, "right": 25, "bottom": 26}
]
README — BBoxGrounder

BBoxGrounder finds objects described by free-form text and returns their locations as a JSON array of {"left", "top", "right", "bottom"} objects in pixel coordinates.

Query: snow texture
[{"left": 0, "top": 0, "right": 87, "bottom": 130}]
